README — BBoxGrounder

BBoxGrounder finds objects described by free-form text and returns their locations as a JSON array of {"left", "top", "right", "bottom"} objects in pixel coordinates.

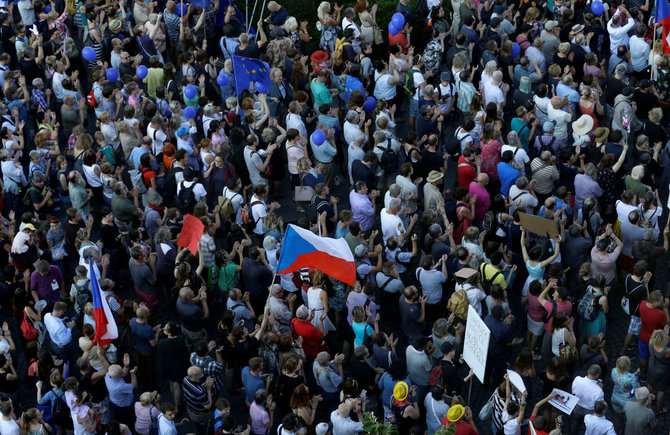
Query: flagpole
[{"left": 652, "top": 23, "right": 658, "bottom": 79}]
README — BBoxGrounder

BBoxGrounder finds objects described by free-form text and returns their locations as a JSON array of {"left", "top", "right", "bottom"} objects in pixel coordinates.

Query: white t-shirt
[
  {"left": 484, "top": 82, "right": 504, "bottom": 109},
  {"left": 147, "top": 125, "right": 168, "bottom": 155},
  {"left": 176, "top": 180, "right": 207, "bottom": 202},
  {"left": 457, "top": 282, "right": 486, "bottom": 317},
  {"left": 223, "top": 187, "right": 244, "bottom": 225},
  {"left": 412, "top": 70, "right": 426, "bottom": 101},
  {"left": 501, "top": 144, "right": 530, "bottom": 168},
  {"left": 501, "top": 411, "right": 521, "bottom": 435},
  {"left": 251, "top": 196, "right": 268, "bottom": 235},
  {"left": 547, "top": 104, "right": 572, "bottom": 141},
  {"left": 616, "top": 200, "right": 637, "bottom": 224},
  {"left": 243, "top": 147, "right": 267, "bottom": 187},
  {"left": 380, "top": 209, "right": 404, "bottom": 244},
  {"left": 0, "top": 417, "right": 19, "bottom": 435}
]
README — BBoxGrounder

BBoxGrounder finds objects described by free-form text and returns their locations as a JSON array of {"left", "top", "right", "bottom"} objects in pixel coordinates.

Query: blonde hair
[
  {"left": 580, "top": 86, "right": 592, "bottom": 99},
  {"left": 651, "top": 329, "right": 670, "bottom": 347},
  {"left": 649, "top": 107, "right": 663, "bottom": 124},
  {"left": 84, "top": 302, "right": 94, "bottom": 317},
  {"left": 616, "top": 356, "right": 630, "bottom": 373},
  {"left": 317, "top": 2, "right": 331, "bottom": 21},
  {"left": 139, "top": 392, "right": 152, "bottom": 405},
  {"left": 296, "top": 157, "right": 312, "bottom": 174},
  {"left": 352, "top": 305, "right": 366, "bottom": 323}
]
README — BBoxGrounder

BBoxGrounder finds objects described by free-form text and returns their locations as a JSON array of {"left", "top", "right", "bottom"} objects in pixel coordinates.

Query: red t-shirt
[
  {"left": 388, "top": 32, "right": 409, "bottom": 53},
  {"left": 140, "top": 166, "right": 156, "bottom": 187},
  {"left": 543, "top": 300, "right": 573, "bottom": 335},
  {"left": 439, "top": 417, "right": 478, "bottom": 435},
  {"left": 457, "top": 155, "right": 477, "bottom": 189},
  {"left": 290, "top": 318, "right": 323, "bottom": 360},
  {"left": 639, "top": 301, "right": 667, "bottom": 343}
]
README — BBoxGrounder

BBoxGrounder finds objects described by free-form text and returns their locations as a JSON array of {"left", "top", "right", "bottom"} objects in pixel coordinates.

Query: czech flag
[
  {"left": 276, "top": 224, "right": 356, "bottom": 285},
  {"left": 89, "top": 257, "right": 118, "bottom": 346},
  {"left": 656, "top": 0, "right": 670, "bottom": 53}
]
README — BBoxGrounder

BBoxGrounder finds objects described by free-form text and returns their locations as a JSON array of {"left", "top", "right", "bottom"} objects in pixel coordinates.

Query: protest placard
[
  {"left": 507, "top": 369, "right": 527, "bottom": 393},
  {"left": 519, "top": 212, "right": 559, "bottom": 238},
  {"left": 463, "top": 305, "right": 490, "bottom": 384},
  {"left": 548, "top": 389, "right": 579, "bottom": 415},
  {"left": 177, "top": 214, "right": 205, "bottom": 254}
]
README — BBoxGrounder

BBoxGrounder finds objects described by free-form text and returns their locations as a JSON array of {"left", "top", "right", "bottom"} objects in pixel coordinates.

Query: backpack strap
[{"left": 379, "top": 275, "right": 394, "bottom": 291}]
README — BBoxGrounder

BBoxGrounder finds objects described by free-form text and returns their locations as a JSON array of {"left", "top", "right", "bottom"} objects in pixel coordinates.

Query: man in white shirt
[
  {"left": 502, "top": 131, "right": 530, "bottom": 168},
  {"left": 340, "top": 7, "right": 362, "bottom": 53},
  {"left": 0, "top": 400, "right": 19, "bottom": 435},
  {"left": 630, "top": 24, "right": 651, "bottom": 76},
  {"left": 483, "top": 71, "right": 508, "bottom": 115},
  {"left": 572, "top": 365, "right": 605, "bottom": 420},
  {"left": 44, "top": 301, "right": 75, "bottom": 360},
  {"left": 176, "top": 167, "right": 208, "bottom": 202},
  {"left": 508, "top": 177, "right": 538, "bottom": 214},
  {"left": 146, "top": 115, "right": 168, "bottom": 155},
  {"left": 547, "top": 95, "right": 573, "bottom": 142},
  {"left": 18, "top": 0, "right": 35, "bottom": 26},
  {"left": 607, "top": 5, "right": 635, "bottom": 55},
  {"left": 584, "top": 401, "right": 616, "bottom": 435},
  {"left": 249, "top": 184, "right": 280, "bottom": 235},
  {"left": 223, "top": 178, "right": 245, "bottom": 225},
  {"left": 330, "top": 401, "right": 364, "bottom": 435},
  {"left": 286, "top": 101, "right": 307, "bottom": 137},
  {"left": 381, "top": 198, "right": 417, "bottom": 245},
  {"left": 243, "top": 135, "right": 277, "bottom": 187}
]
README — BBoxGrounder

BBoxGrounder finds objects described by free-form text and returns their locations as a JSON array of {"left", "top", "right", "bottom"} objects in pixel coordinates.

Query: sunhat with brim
[
  {"left": 447, "top": 404, "right": 465, "bottom": 422},
  {"left": 426, "top": 170, "right": 444, "bottom": 183},
  {"left": 311, "top": 50, "right": 329, "bottom": 64},
  {"left": 393, "top": 381, "right": 409, "bottom": 401},
  {"left": 573, "top": 115, "right": 594, "bottom": 136},
  {"left": 594, "top": 127, "right": 609, "bottom": 143}
]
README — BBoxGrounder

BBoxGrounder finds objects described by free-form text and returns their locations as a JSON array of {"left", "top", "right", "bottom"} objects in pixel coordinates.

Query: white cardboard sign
[{"left": 463, "top": 305, "right": 491, "bottom": 384}]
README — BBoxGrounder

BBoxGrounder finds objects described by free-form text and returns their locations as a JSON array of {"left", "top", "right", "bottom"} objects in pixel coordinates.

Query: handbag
[
  {"left": 373, "top": 25, "right": 384, "bottom": 45},
  {"left": 21, "top": 308, "right": 39, "bottom": 341},
  {"left": 478, "top": 390, "right": 497, "bottom": 421},
  {"left": 294, "top": 185, "right": 315, "bottom": 202},
  {"left": 558, "top": 330, "right": 578, "bottom": 363}
]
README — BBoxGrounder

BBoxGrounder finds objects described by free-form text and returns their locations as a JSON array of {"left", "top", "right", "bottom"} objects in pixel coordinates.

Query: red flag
[{"left": 177, "top": 214, "right": 205, "bottom": 254}]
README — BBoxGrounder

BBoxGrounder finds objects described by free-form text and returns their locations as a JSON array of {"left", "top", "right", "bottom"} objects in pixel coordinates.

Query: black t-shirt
[
  {"left": 441, "top": 359, "right": 465, "bottom": 395},
  {"left": 399, "top": 296, "right": 423, "bottom": 338},
  {"left": 101, "top": 223, "right": 119, "bottom": 249},
  {"left": 624, "top": 275, "right": 648, "bottom": 317},
  {"left": 634, "top": 90, "right": 659, "bottom": 121},
  {"left": 235, "top": 43, "right": 260, "bottom": 59},
  {"left": 421, "top": 149, "right": 443, "bottom": 175},
  {"left": 0, "top": 25, "right": 16, "bottom": 56},
  {"left": 176, "top": 299, "right": 205, "bottom": 332},
  {"left": 606, "top": 76, "right": 625, "bottom": 106},
  {"left": 350, "top": 358, "right": 377, "bottom": 391},
  {"left": 642, "top": 121, "right": 668, "bottom": 147}
]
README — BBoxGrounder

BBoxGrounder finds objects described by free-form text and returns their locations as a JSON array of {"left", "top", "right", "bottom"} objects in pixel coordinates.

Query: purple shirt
[
  {"left": 346, "top": 291, "right": 376, "bottom": 325},
  {"left": 468, "top": 182, "right": 491, "bottom": 222},
  {"left": 30, "top": 266, "right": 64, "bottom": 303},
  {"left": 349, "top": 190, "right": 375, "bottom": 231},
  {"left": 574, "top": 174, "right": 603, "bottom": 211},
  {"left": 249, "top": 402, "right": 270, "bottom": 434}
]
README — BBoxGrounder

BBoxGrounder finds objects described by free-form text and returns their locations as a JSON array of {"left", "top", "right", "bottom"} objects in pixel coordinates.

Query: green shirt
[
  {"left": 144, "top": 68, "right": 164, "bottom": 99},
  {"left": 218, "top": 262, "right": 240, "bottom": 292},
  {"left": 311, "top": 78, "right": 332, "bottom": 108}
]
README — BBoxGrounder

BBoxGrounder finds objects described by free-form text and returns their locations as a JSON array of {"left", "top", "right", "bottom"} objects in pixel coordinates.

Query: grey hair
[
  {"left": 516, "top": 176, "right": 529, "bottom": 189},
  {"left": 345, "top": 110, "right": 358, "bottom": 123},
  {"left": 263, "top": 235, "right": 278, "bottom": 251},
  {"left": 635, "top": 386, "right": 650, "bottom": 402},
  {"left": 29, "top": 150, "right": 40, "bottom": 160},
  {"left": 353, "top": 345, "right": 369, "bottom": 360},
  {"left": 296, "top": 305, "right": 309, "bottom": 320},
  {"left": 354, "top": 132, "right": 366, "bottom": 144},
  {"left": 373, "top": 130, "right": 386, "bottom": 144},
  {"left": 584, "top": 163, "right": 597, "bottom": 177},
  {"left": 283, "top": 16, "right": 298, "bottom": 32},
  {"left": 388, "top": 183, "right": 401, "bottom": 196},
  {"left": 506, "top": 130, "right": 519, "bottom": 145},
  {"left": 389, "top": 198, "right": 402, "bottom": 211},
  {"left": 615, "top": 63, "right": 628, "bottom": 76},
  {"left": 147, "top": 189, "right": 162, "bottom": 206},
  {"left": 32, "top": 171, "right": 45, "bottom": 183},
  {"left": 154, "top": 227, "right": 171, "bottom": 244}
]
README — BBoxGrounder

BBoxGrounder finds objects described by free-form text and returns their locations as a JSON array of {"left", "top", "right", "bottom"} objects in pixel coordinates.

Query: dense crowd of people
[{"left": 0, "top": 0, "right": 669, "bottom": 433}]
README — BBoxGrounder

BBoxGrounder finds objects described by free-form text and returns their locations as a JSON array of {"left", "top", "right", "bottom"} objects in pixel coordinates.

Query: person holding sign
[{"left": 501, "top": 373, "right": 528, "bottom": 435}]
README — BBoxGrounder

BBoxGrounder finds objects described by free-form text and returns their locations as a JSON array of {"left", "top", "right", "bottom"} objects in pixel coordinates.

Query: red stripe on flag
[
  {"left": 278, "top": 251, "right": 356, "bottom": 285},
  {"left": 93, "top": 307, "right": 113, "bottom": 346}
]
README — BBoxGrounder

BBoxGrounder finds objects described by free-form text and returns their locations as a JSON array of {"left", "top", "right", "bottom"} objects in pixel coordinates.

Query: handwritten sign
[
  {"left": 548, "top": 388, "right": 579, "bottom": 415},
  {"left": 463, "top": 305, "right": 490, "bottom": 384},
  {"left": 506, "top": 369, "right": 527, "bottom": 393},
  {"left": 177, "top": 214, "right": 205, "bottom": 254}
]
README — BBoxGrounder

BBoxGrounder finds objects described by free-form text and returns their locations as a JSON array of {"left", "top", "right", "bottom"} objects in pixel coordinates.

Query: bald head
[
  {"left": 551, "top": 96, "right": 562, "bottom": 108},
  {"left": 476, "top": 173, "right": 489, "bottom": 185},
  {"left": 541, "top": 150, "right": 552, "bottom": 162},
  {"left": 338, "top": 402, "right": 352, "bottom": 417},
  {"left": 187, "top": 366, "right": 203, "bottom": 380},
  {"left": 108, "top": 365, "right": 123, "bottom": 378}
]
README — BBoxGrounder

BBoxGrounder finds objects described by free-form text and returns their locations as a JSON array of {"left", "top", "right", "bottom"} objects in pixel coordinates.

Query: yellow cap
[
  {"left": 393, "top": 381, "right": 408, "bottom": 401},
  {"left": 447, "top": 404, "right": 465, "bottom": 422}
]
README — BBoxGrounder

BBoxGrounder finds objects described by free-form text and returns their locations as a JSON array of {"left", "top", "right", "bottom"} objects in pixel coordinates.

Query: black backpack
[
  {"left": 52, "top": 390, "right": 72, "bottom": 428},
  {"left": 176, "top": 181, "right": 197, "bottom": 212},
  {"left": 163, "top": 166, "right": 184, "bottom": 207},
  {"left": 480, "top": 264, "right": 502, "bottom": 295},
  {"left": 378, "top": 144, "right": 399, "bottom": 173},
  {"left": 444, "top": 127, "right": 464, "bottom": 158}
]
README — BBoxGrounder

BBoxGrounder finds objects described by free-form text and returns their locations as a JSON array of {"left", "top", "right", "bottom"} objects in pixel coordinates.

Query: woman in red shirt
[{"left": 639, "top": 290, "right": 669, "bottom": 376}]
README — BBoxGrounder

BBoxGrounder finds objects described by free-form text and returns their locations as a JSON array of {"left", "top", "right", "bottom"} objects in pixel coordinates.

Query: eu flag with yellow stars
[{"left": 232, "top": 55, "right": 271, "bottom": 97}]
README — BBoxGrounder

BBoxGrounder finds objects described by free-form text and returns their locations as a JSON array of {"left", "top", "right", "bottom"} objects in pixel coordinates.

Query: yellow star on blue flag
[{"left": 232, "top": 55, "right": 272, "bottom": 96}]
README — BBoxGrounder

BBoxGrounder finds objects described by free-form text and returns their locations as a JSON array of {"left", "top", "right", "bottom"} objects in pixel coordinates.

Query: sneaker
[{"left": 512, "top": 337, "right": 524, "bottom": 345}]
